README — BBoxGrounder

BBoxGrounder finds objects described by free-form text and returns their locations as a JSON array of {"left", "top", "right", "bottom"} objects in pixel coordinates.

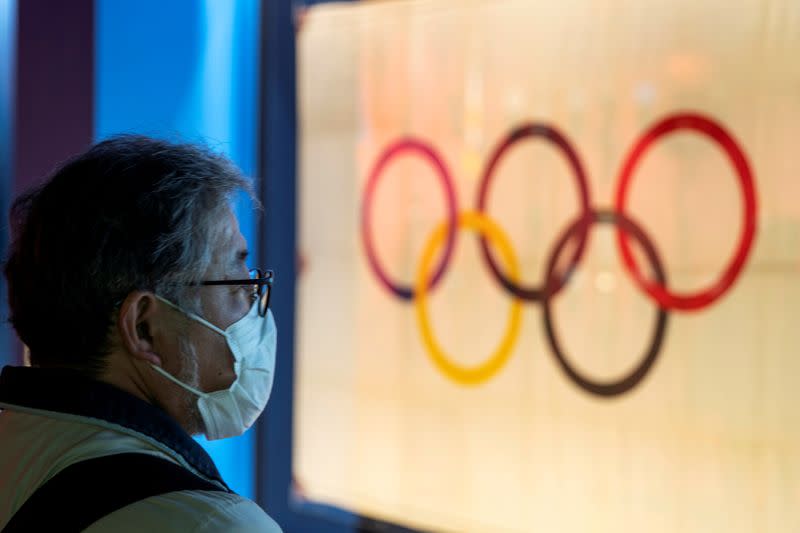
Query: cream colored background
[{"left": 294, "top": 1, "right": 800, "bottom": 531}]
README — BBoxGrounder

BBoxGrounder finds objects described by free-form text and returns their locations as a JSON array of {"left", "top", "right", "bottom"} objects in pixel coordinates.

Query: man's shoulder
[{"left": 86, "top": 489, "right": 282, "bottom": 533}]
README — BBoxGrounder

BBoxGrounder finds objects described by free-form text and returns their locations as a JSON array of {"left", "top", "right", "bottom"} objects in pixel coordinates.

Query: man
[{"left": 0, "top": 136, "right": 282, "bottom": 531}]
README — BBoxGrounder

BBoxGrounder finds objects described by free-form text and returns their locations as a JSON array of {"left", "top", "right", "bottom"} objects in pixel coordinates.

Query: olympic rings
[
  {"left": 362, "top": 138, "right": 458, "bottom": 300},
  {"left": 414, "top": 211, "right": 523, "bottom": 386},
  {"left": 476, "top": 123, "right": 592, "bottom": 300},
  {"left": 361, "top": 111, "right": 758, "bottom": 395},
  {"left": 542, "top": 210, "right": 669, "bottom": 396},
  {"left": 614, "top": 112, "right": 757, "bottom": 311}
]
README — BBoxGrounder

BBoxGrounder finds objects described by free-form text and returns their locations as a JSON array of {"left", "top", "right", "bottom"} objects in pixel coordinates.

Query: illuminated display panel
[{"left": 295, "top": 1, "right": 800, "bottom": 531}]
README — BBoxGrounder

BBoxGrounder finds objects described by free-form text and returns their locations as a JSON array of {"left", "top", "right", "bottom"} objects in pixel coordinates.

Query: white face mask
[{"left": 151, "top": 296, "right": 277, "bottom": 440}]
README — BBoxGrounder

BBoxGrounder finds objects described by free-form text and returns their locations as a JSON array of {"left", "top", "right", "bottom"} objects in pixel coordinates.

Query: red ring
[{"left": 614, "top": 112, "right": 757, "bottom": 312}]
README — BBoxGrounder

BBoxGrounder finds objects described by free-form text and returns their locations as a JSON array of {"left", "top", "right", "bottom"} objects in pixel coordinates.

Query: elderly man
[{"left": 0, "top": 136, "right": 281, "bottom": 531}]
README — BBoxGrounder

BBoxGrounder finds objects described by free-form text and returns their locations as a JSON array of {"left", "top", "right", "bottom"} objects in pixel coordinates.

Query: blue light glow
[
  {"left": 95, "top": 0, "right": 262, "bottom": 499},
  {"left": 0, "top": 0, "right": 16, "bottom": 367}
]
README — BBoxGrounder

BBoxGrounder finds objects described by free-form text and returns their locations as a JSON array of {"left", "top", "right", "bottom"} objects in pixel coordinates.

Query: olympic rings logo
[{"left": 361, "top": 112, "right": 758, "bottom": 396}]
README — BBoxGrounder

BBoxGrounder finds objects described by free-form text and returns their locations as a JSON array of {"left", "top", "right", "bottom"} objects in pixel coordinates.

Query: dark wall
[{"left": 10, "top": 0, "right": 94, "bottom": 364}]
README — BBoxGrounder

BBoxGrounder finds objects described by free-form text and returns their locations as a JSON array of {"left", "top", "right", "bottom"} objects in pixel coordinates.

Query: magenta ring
[
  {"left": 476, "top": 123, "right": 592, "bottom": 301},
  {"left": 543, "top": 209, "right": 669, "bottom": 397},
  {"left": 361, "top": 138, "right": 459, "bottom": 301}
]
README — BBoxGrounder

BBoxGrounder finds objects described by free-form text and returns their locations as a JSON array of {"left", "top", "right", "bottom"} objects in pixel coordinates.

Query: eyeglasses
[{"left": 197, "top": 268, "right": 274, "bottom": 317}]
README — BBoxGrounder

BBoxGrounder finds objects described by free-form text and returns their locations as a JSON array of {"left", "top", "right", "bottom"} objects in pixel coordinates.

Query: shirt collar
[{"left": 0, "top": 365, "right": 229, "bottom": 490}]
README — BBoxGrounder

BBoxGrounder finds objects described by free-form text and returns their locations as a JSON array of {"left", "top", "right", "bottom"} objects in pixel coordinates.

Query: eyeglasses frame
[{"left": 193, "top": 268, "right": 274, "bottom": 317}]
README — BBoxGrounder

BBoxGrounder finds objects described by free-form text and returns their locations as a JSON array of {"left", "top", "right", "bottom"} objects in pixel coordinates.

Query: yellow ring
[{"left": 414, "top": 210, "right": 523, "bottom": 386}]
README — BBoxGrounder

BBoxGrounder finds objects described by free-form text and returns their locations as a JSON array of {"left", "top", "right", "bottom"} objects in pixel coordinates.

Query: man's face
[{"left": 184, "top": 208, "right": 253, "bottom": 395}]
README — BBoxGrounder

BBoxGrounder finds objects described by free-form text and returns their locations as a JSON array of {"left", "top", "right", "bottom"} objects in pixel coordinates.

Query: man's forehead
[{"left": 219, "top": 208, "right": 244, "bottom": 241}]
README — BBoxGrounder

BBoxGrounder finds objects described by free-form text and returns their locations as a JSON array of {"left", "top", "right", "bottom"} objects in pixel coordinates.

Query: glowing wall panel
[{"left": 295, "top": 1, "right": 800, "bottom": 531}]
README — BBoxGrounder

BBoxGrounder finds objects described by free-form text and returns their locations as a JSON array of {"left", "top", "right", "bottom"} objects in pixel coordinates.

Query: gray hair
[{"left": 4, "top": 134, "right": 255, "bottom": 377}]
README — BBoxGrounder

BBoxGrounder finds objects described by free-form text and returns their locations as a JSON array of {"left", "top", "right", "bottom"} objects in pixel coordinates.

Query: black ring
[
  {"left": 475, "top": 123, "right": 592, "bottom": 301},
  {"left": 542, "top": 209, "right": 669, "bottom": 397}
]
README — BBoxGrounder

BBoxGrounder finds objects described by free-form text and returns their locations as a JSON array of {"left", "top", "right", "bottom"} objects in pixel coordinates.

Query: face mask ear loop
[
  {"left": 150, "top": 364, "right": 207, "bottom": 397},
  {"left": 155, "top": 294, "right": 227, "bottom": 336},
  {"left": 150, "top": 295, "right": 230, "bottom": 396}
]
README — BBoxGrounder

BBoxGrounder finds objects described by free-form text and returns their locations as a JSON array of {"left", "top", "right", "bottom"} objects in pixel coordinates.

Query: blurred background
[{"left": 1, "top": 1, "right": 799, "bottom": 532}]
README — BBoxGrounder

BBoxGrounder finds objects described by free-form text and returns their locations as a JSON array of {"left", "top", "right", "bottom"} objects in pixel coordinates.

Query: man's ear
[{"left": 117, "top": 291, "right": 163, "bottom": 366}]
